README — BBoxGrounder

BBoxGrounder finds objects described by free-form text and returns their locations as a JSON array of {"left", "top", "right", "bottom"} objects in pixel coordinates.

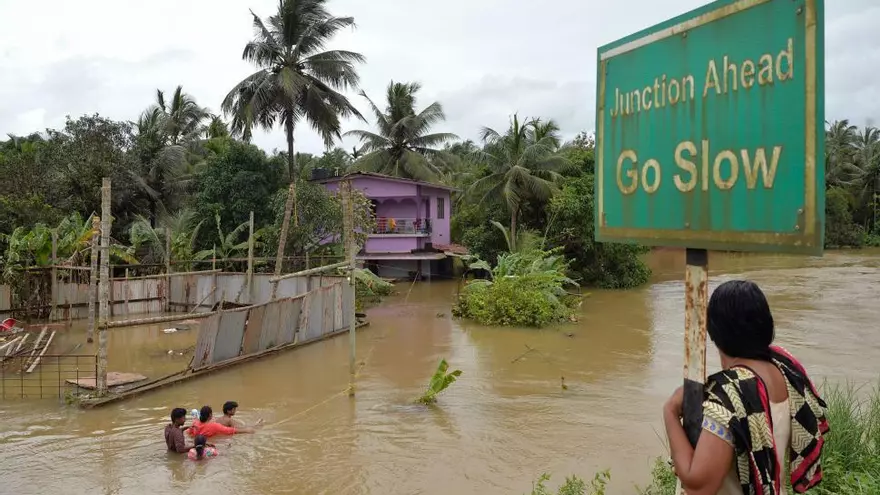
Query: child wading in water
[{"left": 188, "top": 435, "right": 218, "bottom": 460}]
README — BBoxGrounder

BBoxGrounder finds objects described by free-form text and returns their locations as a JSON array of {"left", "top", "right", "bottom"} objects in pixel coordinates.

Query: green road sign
[{"left": 595, "top": 0, "right": 825, "bottom": 255}]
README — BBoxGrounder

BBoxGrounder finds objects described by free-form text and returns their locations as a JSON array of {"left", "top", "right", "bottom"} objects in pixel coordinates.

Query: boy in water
[
  {"left": 165, "top": 408, "right": 193, "bottom": 453},
  {"left": 216, "top": 401, "right": 239, "bottom": 427}
]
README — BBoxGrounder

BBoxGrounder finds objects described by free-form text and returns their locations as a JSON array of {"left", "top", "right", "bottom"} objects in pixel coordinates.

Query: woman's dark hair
[
  {"left": 194, "top": 434, "right": 207, "bottom": 459},
  {"left": 199, "top": 405, "right": 212, "bottom": 423},
  {"left": 171, "top": 408, "right": 187, "bottom": 422},
  {"left": 707, "top": 280, "right": 775, "bottom": 360}
]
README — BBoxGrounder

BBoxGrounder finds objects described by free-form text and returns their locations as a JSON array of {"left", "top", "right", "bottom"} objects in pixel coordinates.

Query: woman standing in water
[{"left": 663, "top": 280, "right": 829, "bottom": 494}]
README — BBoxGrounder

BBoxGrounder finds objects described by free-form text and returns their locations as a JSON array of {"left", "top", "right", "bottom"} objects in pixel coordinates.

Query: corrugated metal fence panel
[
  {"left": 305, "top": 290, "right": 323, "bottom": 341},
  {"left": 251, "top": 276, "right": 272, "bottom": 305},
  {"left": 0, "top": 285, "right": 11, "bottom": 312},
  {"left": 258, "top": 301, "right": 281, "bottom": 350},
  {"left": 169, "top": 276, "right": 185, "bottom": 306},
  {"left": 217, "top": 274, "right": 246, "bottom": 303},
  {"left": 192, "top": 315, "right": 220, "bottom": 369},
  {"left": 212, "top": 310, "right": 248, "bottom": 362},
  {"left": 342, "top": 282, "right": 354, "bottom": 331},
  {"left": 333, "top": 282, "right": 343, "bottom": 332},
  {"left": 277, "top": 297, "right": 300, "bottom": 346},
  {"left": 195, "top": 274, "right": 214, "bottom": 310},
  {"left": 321, "top": 285, "right": 334, "bottom": 336},
  {"left": 242, "top": 305, "right": 265, "bottom": 355}
]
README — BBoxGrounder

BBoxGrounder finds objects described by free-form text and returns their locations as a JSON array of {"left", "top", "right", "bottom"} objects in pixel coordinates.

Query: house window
[{"left": 437, "top": 197, "right": 445, "bottom": 219}]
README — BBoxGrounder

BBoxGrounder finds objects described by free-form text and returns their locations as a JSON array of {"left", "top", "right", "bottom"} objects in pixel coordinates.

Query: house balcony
[{"left": 372, "top": 218, "right": 431, "bottom": 236}]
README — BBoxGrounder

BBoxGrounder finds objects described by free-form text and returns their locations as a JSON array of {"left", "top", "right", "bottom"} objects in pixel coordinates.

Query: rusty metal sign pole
[{"left": 676, "top": 248, "right": 709, "bottom": 494}]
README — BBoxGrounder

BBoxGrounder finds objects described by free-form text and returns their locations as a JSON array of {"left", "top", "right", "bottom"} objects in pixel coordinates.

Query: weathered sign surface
[{"left": 595, "top": 0, "right": 824, "bottom": 254}]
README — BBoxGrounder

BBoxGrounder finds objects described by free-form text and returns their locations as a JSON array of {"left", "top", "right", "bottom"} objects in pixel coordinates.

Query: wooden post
[
  {"left": 341, "top": 180, "right": 357, "bottom": 396},
  {"left": 124, "top": 268, "right": 130, "bottom": 316},
  {"left": 274, "top": 182, "right": 296, "bottom": 277},
  {"left": 87, "top": 216, "right": 99, "bottom": 343},
  {"left": 164, "top": 233, "right": 171, "bottom": 313},
  {"left": 50, "top": 231, "right": 58, "bottom": 321},
  {"left": 247, "top": 211, "right": 255, "bottom": 303},
  {"left": 676, "top": 248, "right": 709, "bottom": 494},
  {"left": 97, "top": 178, "right": 111, "bottom": 395}
]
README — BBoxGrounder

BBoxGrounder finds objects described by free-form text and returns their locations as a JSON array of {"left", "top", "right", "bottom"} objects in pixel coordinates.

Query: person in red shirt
[{"left": 189, "top": 405, "right": 259, "bottom": 437}]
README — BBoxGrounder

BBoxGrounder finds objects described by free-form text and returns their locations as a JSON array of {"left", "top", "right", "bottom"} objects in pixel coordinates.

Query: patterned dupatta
[{"left": 702, "top": 346, "right": 829, "bottom": 494}]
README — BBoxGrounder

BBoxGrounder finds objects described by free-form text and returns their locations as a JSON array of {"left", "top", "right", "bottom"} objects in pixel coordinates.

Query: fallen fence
[
  {"left": 80, "top": 275, "right": 356, "bottom": 408},
  {"left": 1, "top": 354, "right": 98, "bottom": 400}
]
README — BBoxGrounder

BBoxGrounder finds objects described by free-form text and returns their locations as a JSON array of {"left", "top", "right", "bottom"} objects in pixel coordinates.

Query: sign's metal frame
[{"left": 594, "top": 0, "right": 824, "bottom": 255}]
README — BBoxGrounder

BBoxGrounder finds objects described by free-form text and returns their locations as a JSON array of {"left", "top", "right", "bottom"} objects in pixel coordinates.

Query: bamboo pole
[
  {"left": 87, "top": 215, "right": 99, "bottom": 343},
  {"left": 247, "top": 211, "right": 255, "bottom": 303},
  {"left": 50, "top": 232, "right": 58, "bottom": 321},
  {"left": 268, "top": 261, "right": 349, "bottom": 283},
  {"left": 14, "top": 333, "right": 30, "bottom": 353},
  {"left": 164, "top": 233, "right": 171, "bottom": 313},
  {"left": 26, "top": 331, "right": 56, "bottom": 373},
  {"left": 102, "top": 311, "right": 216, "bottom": 329},
  {"left": 0, "top": 336, "right": 22, "bottom": 353},
  {"left": 212, "top": 246, "right": 218, "bottom": 308},
  {"left": 341, "top": 180, "right": 357, "bottom": 396},
  {"left": 111, "top": 269, "right": 221, "bottom": 281},
  {"left": 97, "top": 178, "right": 111, "bottom": 395}
]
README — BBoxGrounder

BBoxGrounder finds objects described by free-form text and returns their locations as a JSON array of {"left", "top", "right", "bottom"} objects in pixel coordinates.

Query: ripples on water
[{"left": 1, "top": 251, "right": 879, "bottom": 494}]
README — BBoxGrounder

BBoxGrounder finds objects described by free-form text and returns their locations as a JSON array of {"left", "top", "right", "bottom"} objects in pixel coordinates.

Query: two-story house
[{"left": 314, "top": 171, "right": 457, "bottom": 279}]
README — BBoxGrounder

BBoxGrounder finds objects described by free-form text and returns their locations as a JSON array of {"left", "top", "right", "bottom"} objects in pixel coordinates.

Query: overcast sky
[{"left": 1, "top": 0, "right": 878, "bottom": 155}]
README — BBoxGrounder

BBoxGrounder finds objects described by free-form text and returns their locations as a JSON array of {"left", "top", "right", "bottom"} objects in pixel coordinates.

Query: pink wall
[
  {"left": 422, "top": 186, "right": 451, "bottom": 246},
  {"left": 365, "top": 236, "right": 422, "bottom": 253},
  {"left": 375, "top": 198, "right": 419, "bottom": 219}
]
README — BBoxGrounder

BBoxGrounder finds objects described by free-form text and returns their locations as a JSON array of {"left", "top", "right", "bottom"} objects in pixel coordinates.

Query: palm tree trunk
[
  {"left": 510, "top": 208, "right": 518, "bottom": 252},
  {"left": 274, "top": 116, "right": 298, "bottom": 276}
]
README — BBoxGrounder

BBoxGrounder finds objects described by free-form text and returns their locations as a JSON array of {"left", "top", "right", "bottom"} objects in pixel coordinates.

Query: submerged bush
[
  {"left": 454, "top": 249, "right": 580, "bottom": 327},
  {"left": 416, "top": 359, "right": 462, "bottom": 405},
  {"left": 353, "top": 268, "right": 394, "bottom": 310}
]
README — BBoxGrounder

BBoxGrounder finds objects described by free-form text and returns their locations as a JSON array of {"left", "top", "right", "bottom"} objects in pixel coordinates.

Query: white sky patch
[{"left": 1, "top": 0, "right": 878, "bottom": 153}]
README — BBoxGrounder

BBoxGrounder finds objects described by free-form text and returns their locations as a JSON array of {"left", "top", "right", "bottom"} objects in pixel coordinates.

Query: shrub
[
  {"left": 527, "top": 471, "right": 610, "bottom": 495},
  {"left": 454, "top": 249, "right": 580, "bottom": 327}
]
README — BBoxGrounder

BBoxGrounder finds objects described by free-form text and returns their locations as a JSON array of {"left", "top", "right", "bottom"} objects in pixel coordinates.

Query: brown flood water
[{"left": 2, "top": 250, "right": 880, "bottom": 494}]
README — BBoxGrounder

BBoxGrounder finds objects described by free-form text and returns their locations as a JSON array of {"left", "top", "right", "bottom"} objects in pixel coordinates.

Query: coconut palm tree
[
  {"left": 528, "top": 118, "right": 562, "bottom": 151},
  {"left": 346, "top": 81, "right": 458, "bottom": 181},
  {"left": 222, "top": 0, "right": 365, "bottom": 275},
  {"left": 203, "top": 115, "right": 231, "bottom": 139},
  {"left": 469, "top": 114, "right": 569, "bottom": 251},
  {"left": 825, "top": 119, "right": 860, "bottom": 189},
  {"left": 155, "top": 86, "right": 209, "bottom": 145}
]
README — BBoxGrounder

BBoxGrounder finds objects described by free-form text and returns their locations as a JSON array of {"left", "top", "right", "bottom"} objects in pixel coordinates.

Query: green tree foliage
[
  {"left": 347, "top": 81, "right": 458, "bottom": 181},
  {"left": 825, "top": 187, "right": 864, "bottom": 248},
  {"left": 454, "top": 250, "right": 580, "bottom": 327},
  {"left": 546, "top": 174, "right": 651, "bottom": 289},
  {"left": 193, "top": 138, "right": 283, "bottom": 234}
]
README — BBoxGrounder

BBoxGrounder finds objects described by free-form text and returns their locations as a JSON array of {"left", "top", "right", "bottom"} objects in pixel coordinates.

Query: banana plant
[{"left": 416, "top": 359, "right": 462, "bottom": 405}]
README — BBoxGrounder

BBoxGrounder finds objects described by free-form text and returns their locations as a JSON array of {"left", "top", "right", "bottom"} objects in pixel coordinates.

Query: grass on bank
[{"left": 637, "top": 381, "right": 880, "bottom": 495}]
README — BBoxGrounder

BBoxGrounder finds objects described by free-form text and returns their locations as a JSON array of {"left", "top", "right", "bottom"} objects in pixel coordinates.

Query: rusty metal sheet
[
  {"left": 278, "top": 297, "right": 301, "bottom": 345},
  {"left": 211, "top": 310, "right": 248, "bottom": 363},
  {"left": 242, "top": 305, "right": 265, "bottom": 355},
  {"left": 258, "top": 300, "right": 282, "bottom": 350},
  {"left": 192, "top": 314, "right": 220, "bottom": 369}
]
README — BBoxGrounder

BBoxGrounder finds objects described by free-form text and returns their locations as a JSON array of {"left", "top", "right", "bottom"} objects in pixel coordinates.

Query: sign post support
[{"left": 595, "top": 1, "right": 825, "bottom": 491}]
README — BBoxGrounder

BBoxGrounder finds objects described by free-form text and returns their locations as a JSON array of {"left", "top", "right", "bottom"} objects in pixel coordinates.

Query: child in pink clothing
[{"left": 187, "top": 435, "right": 218, "bottom": 460}]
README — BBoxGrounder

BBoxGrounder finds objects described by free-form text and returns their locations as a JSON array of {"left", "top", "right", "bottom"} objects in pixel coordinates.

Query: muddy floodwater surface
[{"left": 2, "top": 250, "right": 880, "bottom": 494}]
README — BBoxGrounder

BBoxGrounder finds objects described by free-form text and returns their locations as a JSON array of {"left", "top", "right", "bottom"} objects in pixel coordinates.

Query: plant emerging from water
[
  {"left": 416, "top": 359, "right": 462, "bottom": 405},
  {"left": 528, "top": 471, "right": 610, "bottom": 495},
  {"left": 453, "top": 248, "right": 580, "bottom": 327}
]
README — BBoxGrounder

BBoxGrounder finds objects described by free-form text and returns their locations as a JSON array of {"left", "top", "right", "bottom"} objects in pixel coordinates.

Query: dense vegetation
[{"left": 0, "top": 0, "right": 652, "bottom": 298}]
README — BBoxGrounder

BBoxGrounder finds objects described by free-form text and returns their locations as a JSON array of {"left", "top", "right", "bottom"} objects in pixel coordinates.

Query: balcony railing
[{"left": 373, "top": 218, "right": 431, "bottom": 235}]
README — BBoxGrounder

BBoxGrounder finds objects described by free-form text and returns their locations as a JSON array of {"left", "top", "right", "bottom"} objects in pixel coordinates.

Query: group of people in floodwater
[
  {"left": 164, "top": 401, "right": 263, "bottom": 460},
  {"left": 161, "top": 280, "right": 830, "bottom": 493}
]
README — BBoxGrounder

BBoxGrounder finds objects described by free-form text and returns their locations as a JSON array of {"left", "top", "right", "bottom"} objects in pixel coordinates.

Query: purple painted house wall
[{"left": 316, "top": 172, "right": 455, "bottom": 279}]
